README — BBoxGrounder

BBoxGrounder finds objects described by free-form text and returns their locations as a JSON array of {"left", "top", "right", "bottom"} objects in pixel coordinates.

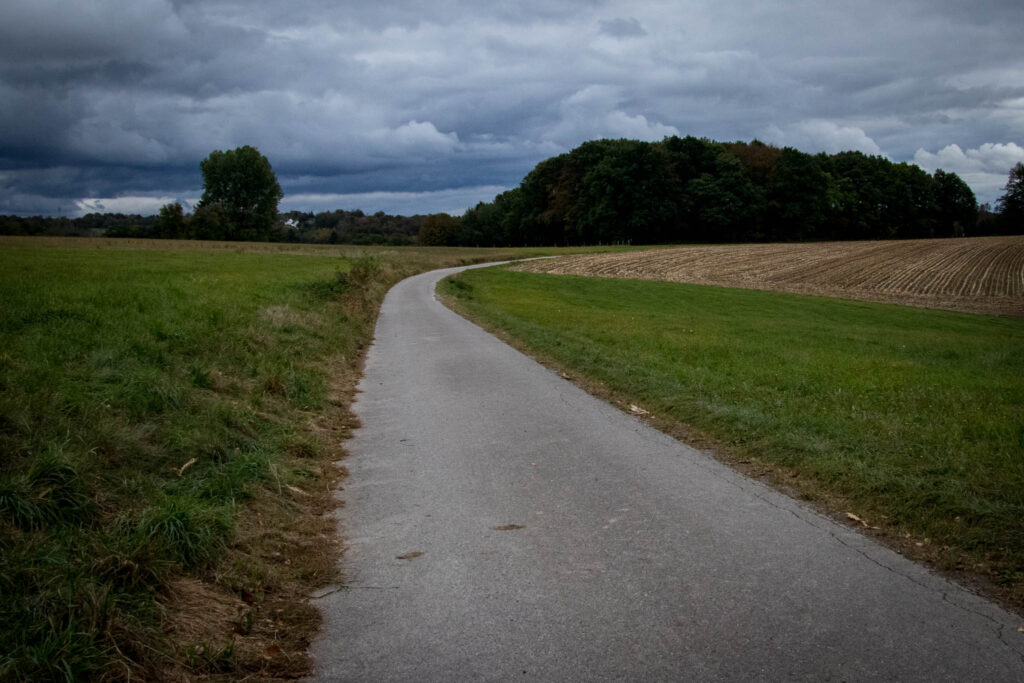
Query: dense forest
[{"left": 450, "top": 137, "right": 1009, "bottom": 247}]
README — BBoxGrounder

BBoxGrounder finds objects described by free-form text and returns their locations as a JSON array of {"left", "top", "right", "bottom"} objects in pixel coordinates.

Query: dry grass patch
[{"left": 160, "top": 354, "right": 355, "bottom": 681}]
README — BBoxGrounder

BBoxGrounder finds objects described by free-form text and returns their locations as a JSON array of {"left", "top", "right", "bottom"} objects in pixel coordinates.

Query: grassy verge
[
  {"left": 441, "top": 267, "right": 1024, "bottom": 608},
  {"left": 0, "top": 238, "right": 610, "bottom": 680}
]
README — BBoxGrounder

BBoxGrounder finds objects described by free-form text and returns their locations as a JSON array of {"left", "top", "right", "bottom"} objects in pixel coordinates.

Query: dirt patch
[
  {"left": 513, "top": 236, "right": 1024, "bottom": 317},
  {"left": 259, "top": 305, "right": 318, "bottom": 329},
  {"left": 160, "top": 478, "right": 346, "bottom": 681}
]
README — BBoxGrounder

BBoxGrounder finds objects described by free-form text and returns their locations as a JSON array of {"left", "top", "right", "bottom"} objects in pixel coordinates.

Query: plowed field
[{"left": 513, "top": 236, "right": 1024, "bottom": 317}]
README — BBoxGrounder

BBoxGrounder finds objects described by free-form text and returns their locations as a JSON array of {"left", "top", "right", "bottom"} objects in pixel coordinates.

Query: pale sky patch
[
  {"left": 913, "top": 143, "right": 1024, "bottom": 205},
  {"left": 762, "top": 120, "right": 884, "bottom": 157},
  {"left": 75, "top": 195, "right": 197, "bottom": 217},
  {"left": 282, "top": 186, "right": 510, "bottom": 217}
]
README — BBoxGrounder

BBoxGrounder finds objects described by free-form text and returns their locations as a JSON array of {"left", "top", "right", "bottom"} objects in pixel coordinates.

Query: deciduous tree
[
  {"left": 197, "top": 146, "right": 283, "bottom": 241},
  {"left": 996, "top": 162, "right": 1024, "bottom": 232},
  {"left": 418, "top": 213, "right": 460, "bottom": 246},
  {"left": 155, "top": 203, "right": 185, "bottom": 239},
  {"left": 932, "top": 169, "right": 977, "bottom": 237}
]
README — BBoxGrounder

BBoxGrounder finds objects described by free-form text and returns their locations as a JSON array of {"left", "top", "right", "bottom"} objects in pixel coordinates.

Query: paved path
[{"left": 310, "top": 264, "right": 1024, "bottom": 681}]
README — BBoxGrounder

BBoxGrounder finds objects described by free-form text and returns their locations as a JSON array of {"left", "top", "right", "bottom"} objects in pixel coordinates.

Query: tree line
[
  {"left": 279, "top": 209, "right": 424, "bottom": 245},
  {"left": 2, "top": 141, "right": 1020, "bottom": 246},
  {"left": 0, "top": 207, "right": 425, "bottom": 245},
  {"left": 445, "top": 137, "right": 1019, "bottom": 247},
  {"left": 0, "top": 146, "right": 424, "bottom": 245}
]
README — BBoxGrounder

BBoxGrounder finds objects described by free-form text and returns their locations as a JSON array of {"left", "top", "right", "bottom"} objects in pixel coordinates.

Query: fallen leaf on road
[
  {"left": 396, "top": 551, "right": 423, "bottom": 560},
  {"left": 492, "top": 524, "right": 525, "bottom": 531},
  {"left": 845, "top": 512, "right": 880, "bottom": 529}
]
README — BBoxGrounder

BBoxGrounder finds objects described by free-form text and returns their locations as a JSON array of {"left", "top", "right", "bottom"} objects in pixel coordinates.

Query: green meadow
[
  {"left": 442, "top": 267, "right": 1024, "bottom": 600},
  {"left": 0, "top": 239, "right": 598, "bottom": 680}
]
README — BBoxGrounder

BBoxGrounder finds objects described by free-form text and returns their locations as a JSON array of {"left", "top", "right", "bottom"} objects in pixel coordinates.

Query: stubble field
[{"left": 514, "top": 235, "right": 1024, "bottom": 317}]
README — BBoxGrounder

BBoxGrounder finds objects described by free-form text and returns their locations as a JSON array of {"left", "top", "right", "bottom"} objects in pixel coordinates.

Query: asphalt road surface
[{"left": 310, "top": 264, "right": 1024, "bottom": 681}]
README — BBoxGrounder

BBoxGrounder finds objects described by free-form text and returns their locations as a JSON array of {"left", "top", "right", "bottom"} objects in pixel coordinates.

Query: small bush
[{"left": 334, "top": 255, "right": 383, "bottom": 291}]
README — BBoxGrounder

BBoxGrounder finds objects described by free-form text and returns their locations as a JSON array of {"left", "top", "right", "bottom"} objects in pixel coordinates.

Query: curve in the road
[{"left": 310, "top": 263, "right": 1024, "bottom": 681}]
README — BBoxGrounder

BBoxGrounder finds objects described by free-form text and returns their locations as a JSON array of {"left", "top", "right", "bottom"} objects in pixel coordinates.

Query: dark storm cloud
[{"left": 1, "top": 0, "right": 1022, "bottom": 216}]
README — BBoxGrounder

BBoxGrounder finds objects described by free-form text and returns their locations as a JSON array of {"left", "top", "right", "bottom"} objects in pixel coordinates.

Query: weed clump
[
  {"left": 335, "top": 255, "right": 382, "bottom": 290},
  {"left": 131, "top": 496, "right": 233, "bottom": 568},
  {"left": 0, "top": 451, "right": 92, "bottom": 530}
]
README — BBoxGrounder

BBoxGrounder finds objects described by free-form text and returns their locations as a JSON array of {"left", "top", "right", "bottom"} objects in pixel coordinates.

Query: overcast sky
[{"left": 2, "top": 0, "right": 1022, "bottom": 218}]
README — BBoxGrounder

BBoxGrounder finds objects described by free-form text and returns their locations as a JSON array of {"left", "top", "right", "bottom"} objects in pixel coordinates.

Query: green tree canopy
[
  {"left": 451, "top": 137, "right": 988, "bottom": 246},
  {"left": 198, "top": 145, "right": 283, "bottom": 241},
  {"left": 155, "top": 202, "right": 185, "bottom": 239},
  {"left": 765, "top": 148, "right": 831, "bottom": 241},
  {"left": 996, "top": 162, "right": 1024, "bottom": 232},
  {"left": 418, "top": 213, "right": 460, "bottom": 246},
  {"left": 932, "top": 169, "right": 977, "bottom": 237}
]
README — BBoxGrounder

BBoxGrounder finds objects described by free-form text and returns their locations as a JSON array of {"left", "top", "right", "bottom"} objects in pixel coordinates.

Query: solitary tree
[
  {"left": 197, "top": 146, "right": 283, "bottom": 241},
  {"left": 996, "top": 162, "right": 1024, "bottom": 232}
]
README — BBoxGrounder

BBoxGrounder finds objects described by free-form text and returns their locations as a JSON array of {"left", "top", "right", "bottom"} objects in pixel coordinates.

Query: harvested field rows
[{"left": 514, "top": 236, "right": 1024, "bottom": 317}]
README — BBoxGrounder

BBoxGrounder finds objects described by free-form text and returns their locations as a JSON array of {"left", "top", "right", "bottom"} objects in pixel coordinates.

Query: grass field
[
  {"left": 514, "top": 235, "right": 1024, "bottom": 317},
  {"left": 442, "top": 266, "right": 1024, "bottom": 606},
  {"left": 0, "top": 237, "right": 610, "bottom": 681}
]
